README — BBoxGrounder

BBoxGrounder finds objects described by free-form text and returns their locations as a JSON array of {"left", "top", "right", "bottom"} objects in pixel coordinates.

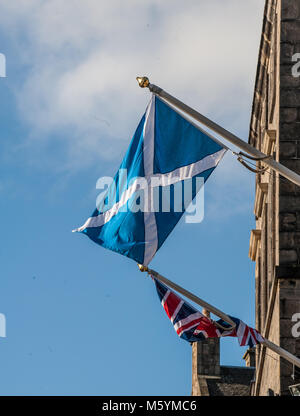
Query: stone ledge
[
  {"left": 263, "top": 129, "right": 276, "bottom": 155},
  {"left": 249, "top": 229, "right": 261, "bottom": 261},
  {"left": 254, "top": 183, "right": 268, "bottom": 218}
]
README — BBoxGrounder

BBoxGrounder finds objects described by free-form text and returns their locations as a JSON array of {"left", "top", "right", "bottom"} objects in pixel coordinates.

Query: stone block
[
  {"left": 279, "top": 141, "right": 298, "bottom": 158},
  {"left": 281, "top": 89, "right": 300, "bottom": 107},
  {"left": 297, "top": 212, "right": 300, "bottom": 229},
  {"left": 281, "top": 21, "right": 300, "bottom": 42},
  {"left": 275, "top": 265, "right": 300, "bottom": 282},
  {"left": 195, "top": 339, "right": 220, "bottom": 377},
  {"left": 278, "top": 288, "right": 300, "bottom": 298},
  {"left": 280, "top": 107, "right": 298, "bottom": 123},
  {"left": 280, "top": 123, "right": 300, "bottom": 140},
  {"left": 279, "top": 249, "right": 298, "bottom": 264},
  {"left": 279, "top": 319, "right": 296, "bottom": 337},
  {"left": 282, "top": 0, "right": 300, "bottom": 20},
  {"left": 281, "top": 74, "right": 300, "bottom": 88},
  {"left": 280, "top": 298, "right": 300, "bottom": 319},
  {"left": 281, "top": 64, "right": 293, "bottom": 76},
  {"left": 281, "top": 42, "right": 295, "bottom": 63},
  {"left": 279, "top": 231, "right": 300, "bottom": 248},
  {"left": 279, "top": 212, "right": 297, "bottom": 231},
  {"left": 279, "top": 195, "right": 300, "bottom": 211}
]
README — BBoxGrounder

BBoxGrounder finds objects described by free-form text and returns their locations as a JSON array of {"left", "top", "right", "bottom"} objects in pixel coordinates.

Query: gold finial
[
  {"left": 202, "top": 308, "right": 211, "bottom": 318},
  {"left": 136, "top": 76, "right": 150, "bottom": 88},
  {"left": 138, "top": 264, "right": 149, "bottom": 272}
]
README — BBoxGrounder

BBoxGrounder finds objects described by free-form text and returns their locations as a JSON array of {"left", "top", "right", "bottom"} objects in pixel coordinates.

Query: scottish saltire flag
[
  {"left": 154, "top": 278, "right": 264, "bottom": 347},
  {"left": 73, "top": 95, "right": 226, "bottom": 265}
]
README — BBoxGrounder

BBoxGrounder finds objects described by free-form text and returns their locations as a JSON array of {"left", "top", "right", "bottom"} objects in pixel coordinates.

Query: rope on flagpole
[
  {"left": 232, "top": 150, "right": 271, "bottom": 174},
  {"left": 235, "top": 155, "right": 269, "bottom": 174}
]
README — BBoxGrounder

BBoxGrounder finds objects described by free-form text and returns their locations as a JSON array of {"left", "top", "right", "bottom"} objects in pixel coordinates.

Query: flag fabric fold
[
  {"left": 74, "top": 95, "right": 226, "bottom": 265},
  {"left": 154, "top": 277, "right": 264, "bottom": 348}
]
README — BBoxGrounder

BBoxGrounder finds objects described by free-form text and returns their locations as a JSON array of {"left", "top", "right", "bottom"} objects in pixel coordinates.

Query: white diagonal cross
[{"left": 74, "top": 96, "right": 226, "bottom": 265}]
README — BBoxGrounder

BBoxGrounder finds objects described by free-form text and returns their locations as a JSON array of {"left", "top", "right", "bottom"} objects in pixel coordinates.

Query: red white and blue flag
[{"left": 154, "top": 277, "right": 264, "bottom": 348}]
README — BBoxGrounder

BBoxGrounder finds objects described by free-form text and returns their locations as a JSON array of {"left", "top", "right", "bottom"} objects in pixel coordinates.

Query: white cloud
[{"left": 0, "top": 0, "right": 264, "bottom": 170}]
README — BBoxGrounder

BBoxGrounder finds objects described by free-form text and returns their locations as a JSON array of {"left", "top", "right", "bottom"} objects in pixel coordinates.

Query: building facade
[
  {"left": 191, "top": 339, "right": 255, "bottom": 396},
  {"left": 192, "top": 0, "right": 300, "bottom": 396},
  {"left": 249, "top": 0, "right": 300, "bottom": 396}
]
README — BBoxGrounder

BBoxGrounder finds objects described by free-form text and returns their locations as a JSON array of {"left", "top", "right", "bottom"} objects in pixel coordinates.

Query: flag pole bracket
[{"left": 236, "top": 155, "right": 269, "bottom": 174}]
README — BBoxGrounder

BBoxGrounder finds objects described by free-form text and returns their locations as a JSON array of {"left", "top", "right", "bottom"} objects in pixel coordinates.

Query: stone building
[
  {"left": 191, "top": 339, "right": 255, "bottom": 396},
  {"left": 248, "top": 0, "right": 300, "bottom": 395},
  {"left": 192, "top": 0, "right": 300, "bottom": 396}
]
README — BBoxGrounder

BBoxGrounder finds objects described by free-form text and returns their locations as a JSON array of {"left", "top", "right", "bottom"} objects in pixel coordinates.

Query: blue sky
[{"left": 0, "top": 1, "right": 265, "bottom": 395}]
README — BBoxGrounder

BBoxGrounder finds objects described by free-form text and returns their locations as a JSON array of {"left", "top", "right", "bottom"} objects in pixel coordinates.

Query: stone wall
[
  {"left": 191, "top": 339, "right": 220, "bottom": 396},
  {"left": 249, "top": 0, "right": 300, "bottom": 395},
  {"left": 278, "top": 0, "right": 300, "bottom": 395}
]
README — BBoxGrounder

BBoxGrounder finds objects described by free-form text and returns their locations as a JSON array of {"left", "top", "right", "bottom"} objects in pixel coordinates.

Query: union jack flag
[{"left": 154, "top": 277, "right": 264, "bottom": 348}]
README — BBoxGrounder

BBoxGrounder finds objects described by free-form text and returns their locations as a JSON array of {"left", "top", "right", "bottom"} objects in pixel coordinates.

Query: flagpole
[
  {"left": 136, "top": 77, "right": 300, "bottom": 187},
  {"left": 140, "top": 265, "right": 300, "bottom": 369},
  {"left": 261, "top": 339, "right": 300, "bottom": 369},
  {"left": 138, "top": 264, "right": 237, "bottom": 330}
]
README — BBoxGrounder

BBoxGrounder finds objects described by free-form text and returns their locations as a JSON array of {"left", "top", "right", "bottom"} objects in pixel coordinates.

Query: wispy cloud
[{"left": 0, "top": 0, "right": 264, "bottom": 171}]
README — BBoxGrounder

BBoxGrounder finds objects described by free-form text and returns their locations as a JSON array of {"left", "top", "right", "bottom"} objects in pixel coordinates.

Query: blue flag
[{"left": 73, "top": 95, "right": 226, "bottom": 265}]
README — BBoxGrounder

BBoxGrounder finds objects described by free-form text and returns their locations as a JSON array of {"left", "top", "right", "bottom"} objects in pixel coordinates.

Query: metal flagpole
[
  {"left": 139, "top": 265, "right": 300, "bottom": 369},
  {"left": 138, "top": 264, "right": 237, "bottom": 331},
  {"left": 261, "top": 339, "right": 300, "bottom": 369},
  {"left": 136, "top": 77, "right": 300, "bottom": 187}
]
